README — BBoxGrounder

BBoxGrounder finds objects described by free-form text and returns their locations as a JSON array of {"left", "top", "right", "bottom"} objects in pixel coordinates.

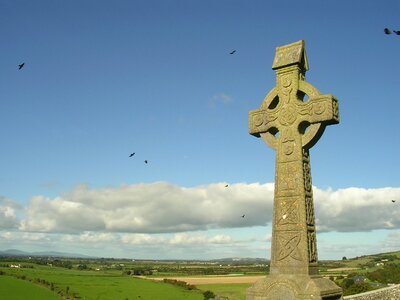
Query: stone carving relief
[
  {"left": 303, "top": 161, "right": 312, "bottom": 192},
  {"left": 267, "top": 283, "right": 296, "bottom": 300},
  {"left": 277, "top": 162, "right": 302, "bottom": 192},
  {"left": 247, "top": 40, "right": 342, "bottom": 300},
  {"left": 308, "top": 231, "right": 318, "bottom": 263},
  {"left": 277, "top": 197, "right": 299, "bottom": 226},
  {"left": 281, "top": 128, "right": 295, "bottom": 157},
  {"left": 305, "top": 196, "right": 315, "bottom": 226},
  {"left": 277, "top": 232, "right": 302, "bottom": 262}
]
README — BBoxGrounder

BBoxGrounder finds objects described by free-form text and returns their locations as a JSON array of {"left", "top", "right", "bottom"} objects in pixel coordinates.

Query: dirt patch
[
  {"left": 145, "top": 275, "right": 264, "bottom": 285},
  {"left": 326, "top": 267, "right": 360, "bottom": 272}
]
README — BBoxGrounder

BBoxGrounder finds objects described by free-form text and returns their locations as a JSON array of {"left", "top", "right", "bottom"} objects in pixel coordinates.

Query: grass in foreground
[
  {"left": 0, "top": 276, "right": 61, "bottom": 300},
  {"left": 199, "top": 283, "right": 251, "bottom": 300},
  {"left": 1, "top": 266, "right": 204, "bottom": 300}
]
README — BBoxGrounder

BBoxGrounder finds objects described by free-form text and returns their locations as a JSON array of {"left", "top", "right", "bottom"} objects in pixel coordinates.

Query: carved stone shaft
[{"left": 247, "top": 40, "right": 342, "bottom": 299}]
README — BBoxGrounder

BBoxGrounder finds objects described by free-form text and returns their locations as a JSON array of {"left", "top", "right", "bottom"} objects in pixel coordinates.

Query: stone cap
[{"left": 272, "top": 40, "right": 309, "bottom": 71}]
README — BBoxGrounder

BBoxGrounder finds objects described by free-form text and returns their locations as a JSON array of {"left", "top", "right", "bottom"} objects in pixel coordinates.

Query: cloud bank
[
  {"left": 1, "top": 182, "right": 399, "bottom": 235},
  {"left": 17, "top": 182, "right": 272, "bottom": 233},
  {"left": 0, "top": 197, "right": 21, "bottom": 229}
]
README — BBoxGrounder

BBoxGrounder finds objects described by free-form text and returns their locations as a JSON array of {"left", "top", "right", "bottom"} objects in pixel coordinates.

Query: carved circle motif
[
  {"left": 282, "top": 128, "right": 295, "bottom": 156},
  {"left": 314, "top": 102, "right": 326, "bottom": 115},
  {"left": 254, "top": 114, "right": 264, "bottom": 127},
  {"left": 283, "top": 141, "right": 294, "bottom": 155},
  {"left": 279, "top": 104, "right": 297, "bottom": 126},
  {"left": 281, "top": 75, "right": 292, "bottom": 88},
  {"left": 260, "top": 81, "right": 325, "bottom": 150}
]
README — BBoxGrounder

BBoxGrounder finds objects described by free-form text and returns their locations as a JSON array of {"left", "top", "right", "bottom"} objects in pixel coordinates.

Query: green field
[
  {"left": 1, "top": 266, "right": 203, "bottom": 300},
  {"left": 1, "top": 251, "right": 399, "bottom": 300},
  {"left": 0, "top": 276, "right": 61, "bottom": 300},
  {"left": 199, "top": 283, "right": 251, "bottom": 300}
]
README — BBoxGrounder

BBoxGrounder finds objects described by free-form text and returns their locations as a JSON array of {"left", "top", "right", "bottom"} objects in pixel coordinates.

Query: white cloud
[
  {"left": 169, "top": 233, "right": 208, "bottom": 245},
  {"left": 314, "top": 187, "right": 400, "bottom": 232},
  {"left": 209, "top": 93, "right": 233, "bottom": 107},
  {"left": 0, "top": 231, "right": 52, "bottom": 243},
  {"left": 121, "top": 234, "right": 165, "bottom": 245},
  {"left": 21, "top": 231, "right": 241, "bottom": 259},
  {"left": 0, "top": 231, "right": 14, "bottom": 240},
  {"left": 209, "top": 234, "right": 233, "bottom": 244},
  {"left": 79, "top": 232, "right": 116, "bottom": 243},
  {"left": 19, "top": 182, "right": 274, "bottom": 234},
  {"left": 5, "top": 182, "right": 400, "bottom": 236},
  {"left": 0, "top": 197, "right": 21, "bottom": 229},
  {"left": 19, "top": 195, "right": 105, "bottom": 233}
]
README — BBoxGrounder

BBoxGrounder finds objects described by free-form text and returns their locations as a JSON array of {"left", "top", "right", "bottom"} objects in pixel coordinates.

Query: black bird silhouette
[
  {"left": 18, "top": 63, "right": 25, "bottom": 69},
  {"left": 225, "top": 184, "right": 229, "bottom": 187},
  {"left": 394, "top": 30, "right": 400, "bottom": 35},
  {"left": 144, "top": 160, "right": 148, "bottom": 164},
  {"left": 384, "top": 28, "right": 392, "bottom": 34},
  {"left": 229, "top": 50, "right": 236, "bottom": 55},
  {"left": 241, "top": 214, "right": 245, "bottom": 218},
  {"left": 129, "top": 152, "right": 135, "bottom": 157},
  {"left": 392, "top": 200, "right": 396, "bottom": 203}
]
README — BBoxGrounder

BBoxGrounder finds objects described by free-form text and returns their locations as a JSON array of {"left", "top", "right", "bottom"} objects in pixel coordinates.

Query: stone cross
[{"left": 247, "top": 40, "right": 342, "bottom": 299}]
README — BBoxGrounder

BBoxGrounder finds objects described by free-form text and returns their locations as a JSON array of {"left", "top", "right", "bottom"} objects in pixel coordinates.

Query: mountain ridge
[{"left": 0, "top": 248, "right": 94, "bottom": 258}]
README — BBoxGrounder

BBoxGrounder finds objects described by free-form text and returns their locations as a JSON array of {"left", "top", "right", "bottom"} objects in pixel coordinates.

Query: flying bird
[
  {"left": 392, "top": 200, "right": 396, "bottom": 203},
  {"left": 384, "top": 28, "right": 392, "bottom": 34},
  {"left": 229, "top": 50, "right": 236, "bottom": 55},
  {"left": 18, "top": 63, "right": 25, "bottom": 70},
  {"left": 394, "top": 30, "right": 400, "bottom": 35},
  {"left": 225, "top": 184, "right": 229, "bottom": 188},
  {"left": 129, "top": 152, "right": 135, "bottom": 157},
  {"left": 144, "top": 160, "right": 148, "bottom": 164},
  {"left": 241, "top": 214, "right": 245, "bottom": 218}
]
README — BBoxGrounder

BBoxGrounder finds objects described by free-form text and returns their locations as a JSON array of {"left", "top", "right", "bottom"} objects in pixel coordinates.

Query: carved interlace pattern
[{"left": 248, "top": 41, "right": 339, "bottom": 275}]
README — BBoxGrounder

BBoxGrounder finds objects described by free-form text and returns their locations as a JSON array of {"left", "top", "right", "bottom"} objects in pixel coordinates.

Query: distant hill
[
  {"left": 0, "top": 249, "right": 94, "bottom": 258},
  {"left": 0, "top": 249, "right": 28, "bottom": 256},
  {"left": 210, "top": 257, "right": 269, "bottom": 264}
]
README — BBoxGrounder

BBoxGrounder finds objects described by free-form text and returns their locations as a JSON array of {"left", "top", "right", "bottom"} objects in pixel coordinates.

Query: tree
[
  {"left": 203, "top": 290, "right": 215, "bottom": 300},
  {"left": 341, "top": 278, "right": 354, "bottom": 289},
  {"left": 77, "top": 264, "right": 88, "bottom": 270},
  {"left": 344, "top": 283, "right": 373, "bottom": 296}
]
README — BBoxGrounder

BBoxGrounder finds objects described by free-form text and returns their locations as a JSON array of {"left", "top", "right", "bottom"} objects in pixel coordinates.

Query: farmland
[
  {"left": 0, "top": 251, "right": 400, "bottom": 299},
  {"left": 0, "top": 260, "right": 205, "bottom": 300},
  {"left": 0, "top": 275, "right": 60, "bottom": 300}
]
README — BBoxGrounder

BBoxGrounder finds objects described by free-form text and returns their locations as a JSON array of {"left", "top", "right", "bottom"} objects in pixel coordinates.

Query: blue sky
[{"left": 0, "top": 0, "right": 399, "bottom": 260}]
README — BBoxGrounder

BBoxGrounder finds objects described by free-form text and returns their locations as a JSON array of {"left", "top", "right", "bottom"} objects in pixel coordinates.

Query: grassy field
[
  {"left": 199, "top": 283, "right": 251, "bottom": 300},
  {"left": 1, "top": 265, "right": 204, "bottom": 300},
  {"left": 1, "top": 251, "right": 399, "bottom": 300},
  {"left": 0, "top": 275, "right": 61, "bottom": 300}
]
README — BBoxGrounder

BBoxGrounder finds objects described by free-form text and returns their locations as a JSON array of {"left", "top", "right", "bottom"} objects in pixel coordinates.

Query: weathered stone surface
[
  {"left": 343, "top": 284, "right": 400, "bottom": 300},
  {"left": 247, "top": 40, "right": 342, "bottom": 299},
  {"left": 247, "top": 274, "right": 343, "bottom": 300}
]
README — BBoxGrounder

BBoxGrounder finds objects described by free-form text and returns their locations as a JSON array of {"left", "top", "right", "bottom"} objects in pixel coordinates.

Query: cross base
[{"left": 246, "top": 274, "right": 343, "bottom": 300}]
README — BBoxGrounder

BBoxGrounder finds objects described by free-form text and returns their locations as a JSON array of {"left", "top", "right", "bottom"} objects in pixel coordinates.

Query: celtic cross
[{"left": 249, "top": 40, "right": 339, "bottom": 276}]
